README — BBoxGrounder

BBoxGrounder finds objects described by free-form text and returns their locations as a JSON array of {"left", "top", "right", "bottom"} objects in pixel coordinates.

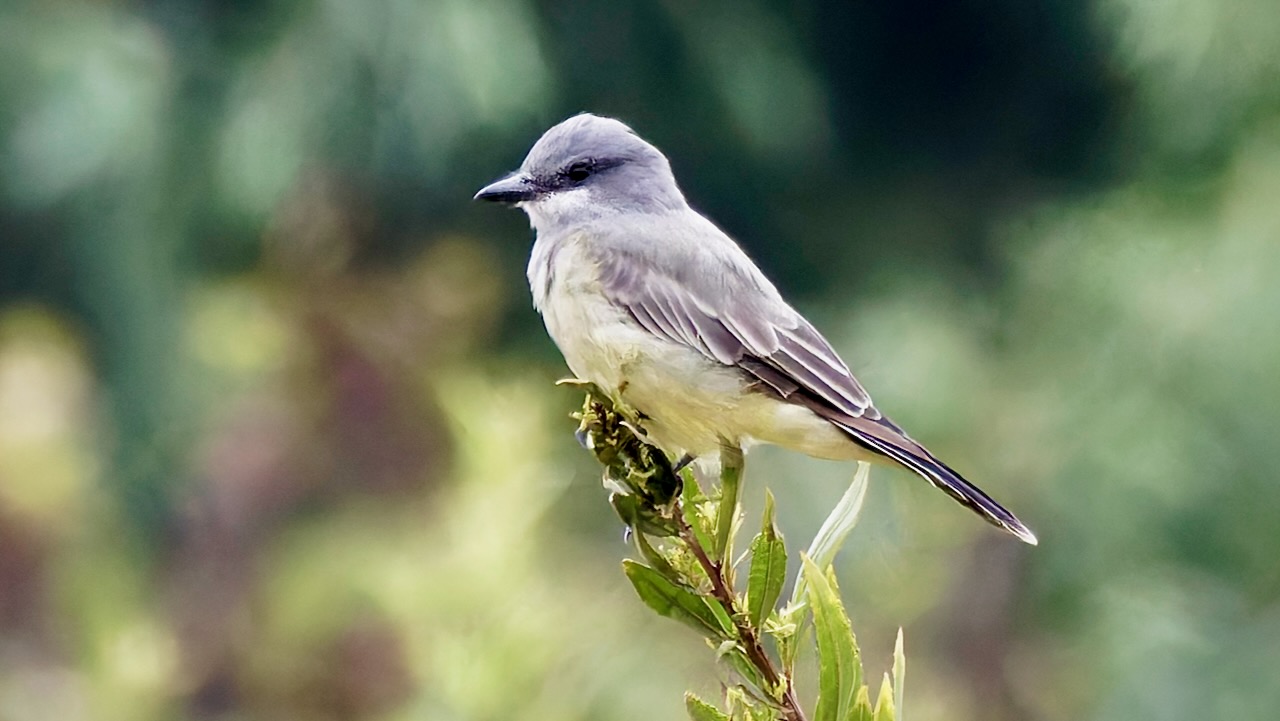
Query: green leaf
[
  {"left": 850, "top": 685, "right": 874, "bottom": 721},
  {"left": 685, "top": 692, "right": 731, "bottom": 721},
  {"left": 873, "top": 672, "right": 896, "bottom": 721},
  {"left": 623, "top": 560, "right": 732, "bottom": 638},
  {"left": 747, "top": 490, "right": 787, "bottom": 628},
  {"left": 790, "top": 462, "right": 869, "bottom": 613},
  {"left": 807, "top": 461, "right": 870, "bottom": 570},
  {"left": 610, "top": 492, "right": 679, "bottom": 538},
  {"left": 681, "top": 465, "right": 708, "bottom": 503},
  {"left": 717, "top": 643, "right": 768, "bottom": 692},
  {"left": 631, "top": 523, "right": 683, "bottom": 585},
  {"left": 892, "top": 628, "right": 905, "bottom": 721},
  {"left": 802, "top": 555, "right": 862, "bottom": 721},
  {"left": 681, "top": 471, "right": 716, "bottom": 553},
  {"left": 772, "top": 622, "right": 798, "bottom": 679}
]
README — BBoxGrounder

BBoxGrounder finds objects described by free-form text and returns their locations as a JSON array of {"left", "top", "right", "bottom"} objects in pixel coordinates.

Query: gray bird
[{"left": 475, "top": 113, "right": 1036, "bottom": 545}]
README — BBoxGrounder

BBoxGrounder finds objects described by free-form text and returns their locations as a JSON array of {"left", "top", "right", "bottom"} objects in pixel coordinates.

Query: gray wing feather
[
  {"left": 586, "top": 222, "right": 1035, "bottom": 544},
  {"left": 591, "top": 233, "right": 877, "bottom": 420}
]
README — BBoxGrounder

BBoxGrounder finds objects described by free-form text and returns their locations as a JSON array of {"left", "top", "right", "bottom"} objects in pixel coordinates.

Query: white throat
[{"left": 519, "top": 187, "right": 606, "bottom": 235}]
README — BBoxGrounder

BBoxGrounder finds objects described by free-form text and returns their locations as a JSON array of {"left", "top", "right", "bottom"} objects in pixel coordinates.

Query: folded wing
[
  {"left": 590, "top": 233, "right": 1036, "bottom": 544},
  {"left": 594, "top": 240, "right": 877, "bottom": 422}
]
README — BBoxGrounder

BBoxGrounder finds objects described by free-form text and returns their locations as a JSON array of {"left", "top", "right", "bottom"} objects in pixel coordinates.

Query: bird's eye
[{"left": 566, "top": 161, "right": 593, "bottom": 183}]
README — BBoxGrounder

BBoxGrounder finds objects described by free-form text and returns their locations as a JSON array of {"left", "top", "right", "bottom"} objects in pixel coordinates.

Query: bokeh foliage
[{"left": 1, "top": 1, "right": 1278, "bottom": 720}]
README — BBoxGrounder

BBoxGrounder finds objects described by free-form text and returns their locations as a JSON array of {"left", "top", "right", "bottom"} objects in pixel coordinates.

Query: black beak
[{"left": 474, "top": 172, "right": 539, "bottom": 203}]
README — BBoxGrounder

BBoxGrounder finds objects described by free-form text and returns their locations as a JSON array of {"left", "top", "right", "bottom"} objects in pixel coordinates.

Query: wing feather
[
  {"left": 586, "top": 225, "right": 1035, "bottom": 544},
  {"left": 592, "top": 239, "right": 873, "bottom": 420}
]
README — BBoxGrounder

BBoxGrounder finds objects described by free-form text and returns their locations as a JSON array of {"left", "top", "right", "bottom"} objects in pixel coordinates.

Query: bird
[{"left": 474, "top": 113, "right": 1036, "bottom": 545}]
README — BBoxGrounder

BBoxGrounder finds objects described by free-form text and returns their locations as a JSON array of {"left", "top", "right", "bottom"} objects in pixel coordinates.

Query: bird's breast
[
  {"left": 531, "top": 245, "right": 738, "bottom": 454},
  {"left": 532, "top": 233, "right": 639, "bottom": 391}
]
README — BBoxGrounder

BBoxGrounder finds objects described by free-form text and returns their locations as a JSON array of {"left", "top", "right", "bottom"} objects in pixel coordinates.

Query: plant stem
[
  {"left": 676, "top": 508, "right": 808, "bottom": 721},
  {"left": 714, "top": 442, "right": 743, "bottom": 566}
]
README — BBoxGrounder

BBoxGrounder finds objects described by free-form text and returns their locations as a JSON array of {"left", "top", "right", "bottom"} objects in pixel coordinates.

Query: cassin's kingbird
[{"left": 475, "top": 113, "right": 1036, "bottom": 544}]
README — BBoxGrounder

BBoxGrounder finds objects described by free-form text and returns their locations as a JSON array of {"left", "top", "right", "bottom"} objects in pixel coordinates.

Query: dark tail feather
[{"left": 845, "top": 423, "right": 1038, "bottom": 545}]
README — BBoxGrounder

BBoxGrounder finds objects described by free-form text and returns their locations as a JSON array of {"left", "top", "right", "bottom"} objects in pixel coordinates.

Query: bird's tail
[{"left": 838, "top": 417, "right": 1038, "bottom": 545}]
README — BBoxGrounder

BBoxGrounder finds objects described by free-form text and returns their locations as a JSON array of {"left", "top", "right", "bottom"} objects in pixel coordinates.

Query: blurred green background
[{"left": 1, "top": 1, "right": 1278, "bottom": 719}]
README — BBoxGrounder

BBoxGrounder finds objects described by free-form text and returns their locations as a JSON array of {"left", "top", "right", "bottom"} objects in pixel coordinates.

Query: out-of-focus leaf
[
  {"left": 893, "top": 628, "right": 905, "bottom": 721},
  {"left": 806, "top": 461, "right": 869, "bottom": 571},
  {"left": 685, "top": 692, "right": 731, "bottom": 721},
  {"left": 747, "top": 489, "right": 786, "bottom": 628},
  {"left": 802, "top": 556, "right": 861, "bottom": 721},
  {"left": 873, "top": 672, "right": 895, "bottom": 721},
  {"left": 850, "top": 685, "right": 874, "bottom": 721},
  {"left": 790, "top": 462, "right": 869, "bottom": 613},
  {"left": 623, "top": 560, "right": 732, "bottom": 639}
]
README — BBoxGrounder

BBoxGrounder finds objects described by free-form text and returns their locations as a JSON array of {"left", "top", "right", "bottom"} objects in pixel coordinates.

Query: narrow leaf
[
  {"left": 849, "top": 686, "right": 873, "bottom": 721},
  {"left": 872, "top": 672, "right": 896, "bottom": 721},
  {"left": 790, "top": 462, "right": 870, "bottom": 611},
  {"left": 747, "top": 490, "right": 787, "bottom": 628},
  {"left": 893, "top": 628, "right": 906, "bottom": 721},
  {"left": 708, "top": 599, "right": 736, "bottom": 638},
  {"left": 623, "top": 560, "right": 732, "bottom": 638},
  {"left": 681, "top": 471, "right": 715, "bottom": 553},
  {"left": 680, "top": 465, "right": 707, "bottom": 503},
  {"left": 719, "top": 644, "right": 768, "bottom": 692},
  {"left": 632, "top": 524, "right": 683, "bottom": 585},
  {"left": 802, "top": 555, "right": 861, "bottom": 721},
  {"left": 611, "top": 492, "right": 679, "bottom": 538},
  {"left": 808, "top": 461, "right": 870, "bottom": 569},
  {"left": 685, "top": 692, "right": 731, "bottom": 721},
  {"left": 773, "top": 623, "right": 798, "bottom": 679}
]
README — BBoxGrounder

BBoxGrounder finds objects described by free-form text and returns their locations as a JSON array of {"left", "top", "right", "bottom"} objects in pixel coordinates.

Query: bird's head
[{"left": 474, "top": 113, "right": 687, "bottom": 228}]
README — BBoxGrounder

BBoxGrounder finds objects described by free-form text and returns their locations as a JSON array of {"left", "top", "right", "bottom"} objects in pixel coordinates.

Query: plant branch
[
  {"left": 676, "top": 505, "right": 808, "bottom": 721},
  {"left": 572, "top": 385, "right": 893, "bottom": 721}
]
